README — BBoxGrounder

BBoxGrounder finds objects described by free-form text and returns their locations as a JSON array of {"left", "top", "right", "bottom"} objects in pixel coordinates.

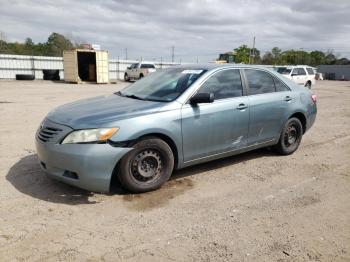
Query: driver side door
[{"left": 181, "top": 69, "right": 249, "bottom": 162}]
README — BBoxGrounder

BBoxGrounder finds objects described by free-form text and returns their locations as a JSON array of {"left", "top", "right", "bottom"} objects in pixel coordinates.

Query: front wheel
[
  {"left": 274, "top": 117, "right": 303, "bottom": 155},
  {"left": 118, "top": 137, "right": 174, "bottom": 193}
]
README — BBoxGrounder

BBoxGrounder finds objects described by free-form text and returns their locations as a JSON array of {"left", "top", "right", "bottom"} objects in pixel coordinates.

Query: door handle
[
  {"left": 237, "top": 103, "right": 248, "bottom": 110},
  {"left": 284, "top": 96, "right": 292, "bottom": 102}
]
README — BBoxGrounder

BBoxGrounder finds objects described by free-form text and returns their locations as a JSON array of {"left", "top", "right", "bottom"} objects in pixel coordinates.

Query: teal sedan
[{"left": 36, "top": 64, "right": 317, "bottom": 193}]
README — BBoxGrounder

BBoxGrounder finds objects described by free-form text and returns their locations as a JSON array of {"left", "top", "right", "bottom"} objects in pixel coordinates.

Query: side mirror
[{"left": 190, "top": 92, "right": 214, "bottom": 104}]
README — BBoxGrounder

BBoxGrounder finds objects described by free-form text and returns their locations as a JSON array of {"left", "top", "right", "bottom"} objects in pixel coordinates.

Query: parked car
[
  {"left": 124, "top": 62, "right": 156, "bottom": 81},
  {"left": 36, "top": 64, "right": 317, "bottom": 193},
  {"left": 277, "top": 65, "right": 316, "bottom": 88}
]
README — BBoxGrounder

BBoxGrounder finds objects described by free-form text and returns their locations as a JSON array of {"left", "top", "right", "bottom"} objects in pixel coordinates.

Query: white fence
[{"left": 0, "top": 54, "right": 179, "bottom": 80}]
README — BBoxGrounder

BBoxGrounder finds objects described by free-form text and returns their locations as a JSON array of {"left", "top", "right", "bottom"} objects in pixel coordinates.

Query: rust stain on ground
[{"left": 122, "top": 178, "right": 194, "bottom": 211}]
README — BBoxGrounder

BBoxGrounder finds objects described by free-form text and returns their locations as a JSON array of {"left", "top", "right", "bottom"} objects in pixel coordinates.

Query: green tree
[
  {"left": 335, "top": 57, "right": 350, "bottom": 65},
  {"left": 325, "top": 51, "right": 337, "bottom": 65},
  {"left": 46, "top": 32, "right": 74, "bottom": 56},
  {"left": 309, "top": 51, "right": 326, "bottom": 66},
  {"left": 271, "top": 47, "right": 282, "bottom": 64},
  {"left": 234, "top": 45, "right": 260, "bottom": 64},
  {"left": 261, "top": 52, "right": 274, "bottom": 65},
  {"left": 25, "top": 37, "right": 34, "bottom": 46}
]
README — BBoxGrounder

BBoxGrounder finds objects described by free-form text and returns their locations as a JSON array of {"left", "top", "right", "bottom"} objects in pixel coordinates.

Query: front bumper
[{"left": 35, "top": 139, "right": 132, "bottom": 192}]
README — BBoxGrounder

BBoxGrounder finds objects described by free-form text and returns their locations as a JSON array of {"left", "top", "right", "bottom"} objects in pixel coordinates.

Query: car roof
[{"left": 171, "top": 63, "right": 275, "bottom": 71}]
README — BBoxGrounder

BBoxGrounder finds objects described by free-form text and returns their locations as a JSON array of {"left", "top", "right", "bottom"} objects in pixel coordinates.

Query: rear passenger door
[{"left": 244, "top": 69, "right": 292, "bottom": 145}]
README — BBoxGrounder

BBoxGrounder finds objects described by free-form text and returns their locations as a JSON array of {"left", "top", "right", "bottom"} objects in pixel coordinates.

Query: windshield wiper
[
  {"left": 123, "top": 94, "right": 145, "bottom": 101},
  {"left": 116, "top": 91, "right": 166, "bottom": 102}
]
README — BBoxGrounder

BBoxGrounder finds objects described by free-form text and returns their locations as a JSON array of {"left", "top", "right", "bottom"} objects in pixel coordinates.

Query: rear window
[
  {"left": 273, "top": 77, "right": 290, "bottom": 92},
  {"left": 141, "top": 64, "right": 155, "bottom": 69},
  {"left": 306, "top": 68, "right": 314, "bottom": 75}
]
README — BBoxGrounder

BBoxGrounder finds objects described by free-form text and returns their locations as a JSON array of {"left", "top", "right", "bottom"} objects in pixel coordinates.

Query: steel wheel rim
[
  {"left": 284, "top": 124, "right": 298, "bottom": 147},
  {"left": 130, "top": 149, "right": 163, "bottom": 184}
]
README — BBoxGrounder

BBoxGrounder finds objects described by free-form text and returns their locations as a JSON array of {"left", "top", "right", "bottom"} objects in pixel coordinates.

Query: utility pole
[
  {"left": 252, "top": 36, "right": 256, "bottom": 64},
  {"left": 249, "top": 36, "right": 256, "bottom": 64},
  {"left": 171, "top": 46, "right": 175, "bottom": 63},
  {"left": 125, "top": 48, "right": 128, "bottom": 60}
]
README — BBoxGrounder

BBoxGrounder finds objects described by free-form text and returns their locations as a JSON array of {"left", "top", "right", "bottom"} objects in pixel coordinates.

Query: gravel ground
[{"left": 0, "top": 80, "right": 349, "bottom": 261}]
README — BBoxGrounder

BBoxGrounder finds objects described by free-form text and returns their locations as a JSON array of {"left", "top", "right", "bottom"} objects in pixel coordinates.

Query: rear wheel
[
  {"left": 139, "top": 74, "right": 144, "bottom": 79},
  {"left": 118, "top": 137, "right": 174, "bottom": 193},
  {"left": 274, "top": 117, "right": 303, "bottom": 155},
  {"left": 305, "top": 81, "right": 311, "bottom": 89}
]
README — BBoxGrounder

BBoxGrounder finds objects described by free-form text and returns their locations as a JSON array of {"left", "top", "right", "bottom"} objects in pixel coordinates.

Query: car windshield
[{"left": 118, "top": 68, "right": 207, "bottom": 102}]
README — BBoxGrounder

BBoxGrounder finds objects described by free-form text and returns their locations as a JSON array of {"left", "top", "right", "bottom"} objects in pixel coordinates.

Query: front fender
[{"left": 109, "top": 110, "right": 183, "bottom": 166}]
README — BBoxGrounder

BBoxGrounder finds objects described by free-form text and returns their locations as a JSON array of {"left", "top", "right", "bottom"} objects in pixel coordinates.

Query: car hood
[{"left": 46, "top": 94, "right": 165, "bottom": 129}]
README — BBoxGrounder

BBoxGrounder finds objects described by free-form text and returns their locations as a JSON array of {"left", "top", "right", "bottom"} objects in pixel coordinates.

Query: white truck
[{"left": 124, "top": 62, "right": 156, "bottom": 81}]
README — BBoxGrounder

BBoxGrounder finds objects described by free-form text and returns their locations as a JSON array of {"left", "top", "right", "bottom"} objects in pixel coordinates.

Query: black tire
[
  {"left": 274, "top": 117, "right": 303, "bottom": 155},
  {"left": 16, "top": 74, "right": 35, "bottom": 80},
  {"left": 118, "top": 137, "right": 174, "bottom": 193},
  {"left": 305, "top": 81, "right": 311, "bottom": 89},
  {"left": 139, "top": 74, "right": 144, "bottom": 79},
  {"left": 43, "top": 70, "right": 60, "bottom": 80},
  {"left": 124, "top": 73, "right": 129, "bottom": 82}
]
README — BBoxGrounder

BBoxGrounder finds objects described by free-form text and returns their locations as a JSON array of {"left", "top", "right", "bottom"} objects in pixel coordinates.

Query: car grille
[{"left": 37, "top": 126, "right": 63, "bottom": 143}]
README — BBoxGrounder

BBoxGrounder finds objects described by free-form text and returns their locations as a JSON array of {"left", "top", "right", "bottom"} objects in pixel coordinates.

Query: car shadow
[
  {"left": 7, "top": 148, "right": 279, "bottom": 205},
  {"left": 6, "top": 154, "right": 98, "bottom": 205},
  {"left": 171, "top": 147, "right": 279, "bottom": 180}
]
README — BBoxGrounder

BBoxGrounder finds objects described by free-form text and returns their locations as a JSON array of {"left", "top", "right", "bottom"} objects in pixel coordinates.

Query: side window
[
  {"left": 292, "top": 68, "right": 299, "bottom": 75},
  {"left": 140, "top": 64, "right": 155, "bottom": 69},
  {"left": 198, "top": 69, "right": 243, "bottom": 100},
  {"left": 245, "top": 69, "right": 275, "bottom": 95},
  {"left": 306, "top": 68, "right": 314, "bottom": 75},
  {"left": 298, "top": 68, "right": 306, "bottom": 75},
  {"left": 273, "top": 76, "right": 290, "bottom": 92}
]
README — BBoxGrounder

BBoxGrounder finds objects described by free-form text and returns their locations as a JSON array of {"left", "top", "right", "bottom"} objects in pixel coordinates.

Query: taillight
[{"left": 311, "top": 94, "right": 317, "bottom": 103}]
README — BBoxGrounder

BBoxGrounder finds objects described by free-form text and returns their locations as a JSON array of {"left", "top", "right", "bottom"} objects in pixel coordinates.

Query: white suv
[
  {"left": 277, "top": 66, "right": 316, "bottom": 88},
  {"left": 124, "top": 62, "right": 156, "bottom": 81}
]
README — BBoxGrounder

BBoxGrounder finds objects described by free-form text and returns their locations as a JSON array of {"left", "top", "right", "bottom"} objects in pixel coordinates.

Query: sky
[{"left": 0, "top": 0, "right": 349, "bottom": 62}]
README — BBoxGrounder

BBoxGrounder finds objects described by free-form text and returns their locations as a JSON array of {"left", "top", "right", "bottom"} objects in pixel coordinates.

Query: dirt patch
[
  {"left": 122, "top": 178, "right": 194, "bottom": 211},
  {"left": 0, "top": 80, "right": 350, "bottom": 261}
]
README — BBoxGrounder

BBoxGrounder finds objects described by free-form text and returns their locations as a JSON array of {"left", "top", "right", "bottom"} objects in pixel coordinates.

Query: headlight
[{"left": 61, "top": 128, "right": 119, "bottom": 144}]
